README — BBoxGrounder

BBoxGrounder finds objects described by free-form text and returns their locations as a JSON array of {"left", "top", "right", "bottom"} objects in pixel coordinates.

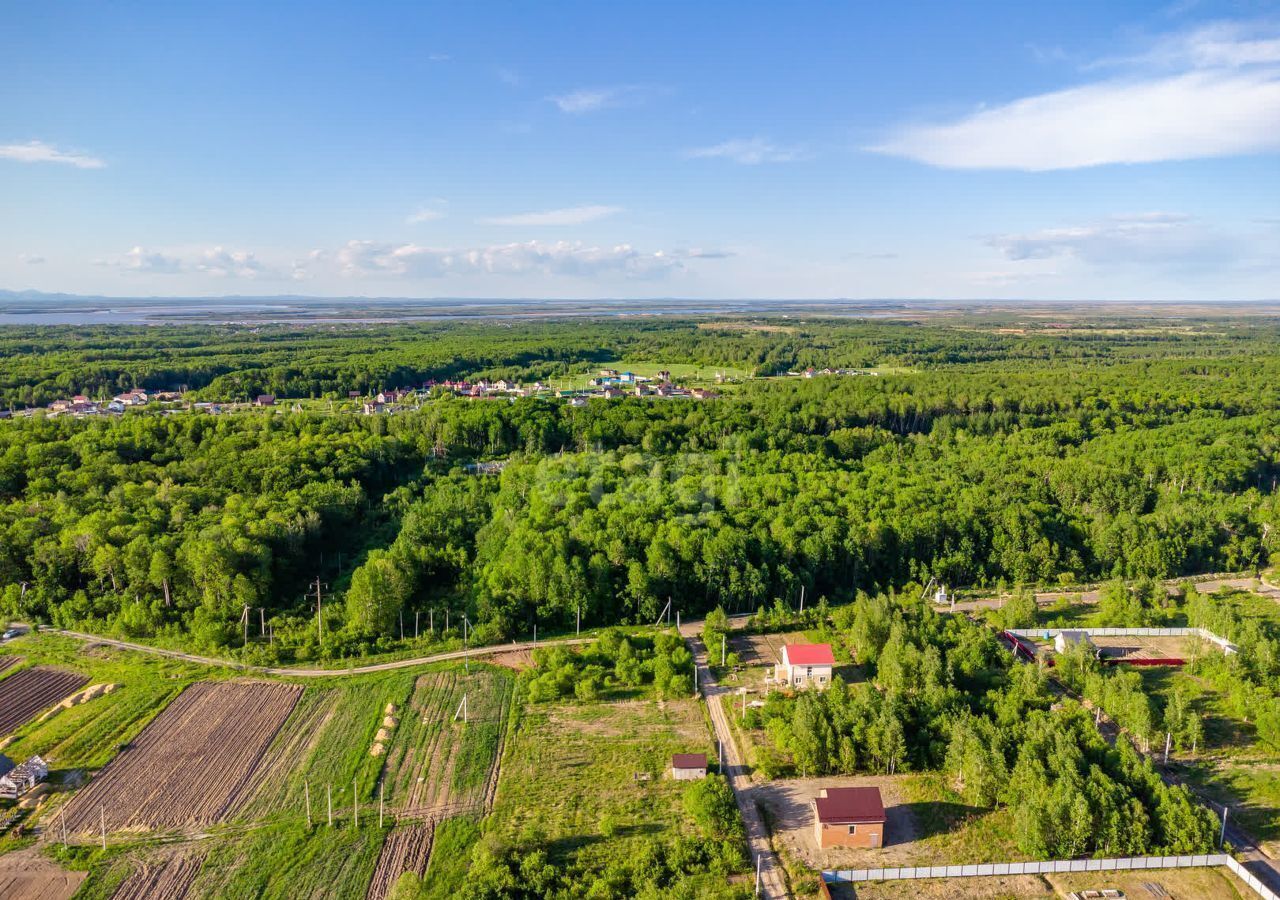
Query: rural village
[{"left": 5, "top": 569, "right": 1280, "bottom": 899}]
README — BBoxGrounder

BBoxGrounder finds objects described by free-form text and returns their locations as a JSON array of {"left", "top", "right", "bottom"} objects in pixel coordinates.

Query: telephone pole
[
  {"left": 312, "top": 577, "right": 328, "bottom": 645},
  {"left": 305, "top": 781, "right": 312, "bottom": 828}
]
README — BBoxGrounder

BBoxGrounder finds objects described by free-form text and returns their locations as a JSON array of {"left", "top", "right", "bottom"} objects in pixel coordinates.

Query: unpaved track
[
  {"left": 46, "top": 629, "right": 591, "bottom": 677},
  {"left": 682, "top": 623, "right": 787, "bottom": 900}
]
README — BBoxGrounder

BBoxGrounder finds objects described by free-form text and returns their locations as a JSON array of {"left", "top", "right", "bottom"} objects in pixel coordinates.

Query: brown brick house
[{"left": 813, "top": 786, "right": 886, "bottom": 849}]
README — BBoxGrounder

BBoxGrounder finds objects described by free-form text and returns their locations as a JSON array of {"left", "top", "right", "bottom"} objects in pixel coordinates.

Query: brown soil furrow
[
  {"left": 366, "top": 823, "right": 434, "bottom": 900},
  {"left": 228, "top": 688, "right": 340, "bottom": 818},
  {"left": 0, "top": 656, "right": 20, "bottom": 675},
  {"left": 0, "top": 667, "right": 89, "bottom": 736},
  {"left": 112, "top": 850, "right": 205, "bottom": 900},
  {"left": 62, "top": 681, "right": 301, "bottom": 834}
]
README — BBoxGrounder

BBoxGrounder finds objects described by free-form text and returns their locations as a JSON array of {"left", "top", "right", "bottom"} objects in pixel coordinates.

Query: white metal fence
[
  {"left": 823, "top": 854, "right": 1278, "bottom": 899},
  {"left": 1008, "top": 627, "right": 1238, "bottom": 655}
]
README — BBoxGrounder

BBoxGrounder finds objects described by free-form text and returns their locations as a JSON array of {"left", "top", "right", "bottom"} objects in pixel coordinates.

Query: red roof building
[
  {"left": 671, "top": 753, "right": 707, "bottom": 780},
  {"left": 813, "top": 786, "right": 886, "bottom": 849},
  {"left": 775, "top": 643, "right": 835, "bottom": 690}
]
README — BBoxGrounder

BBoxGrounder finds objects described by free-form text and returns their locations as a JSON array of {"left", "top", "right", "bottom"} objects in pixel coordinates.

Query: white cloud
[
  {"left": 988, "top": 213, "right": 1239, "bottom": 267},
  {"left": 685, "top": 137, "right": 806, "bottom": 165},
  {"left": 0, "top": 140, "right": 105, "bottom": 169},
  {"left": 870, "top": 23, "right": 1280, "bottom": 170},
  {"left": 428, "top": 53, "right": 450, "bottom": 62},
  {"left": 480, "top": 205, "right": 623, "bottom": 226},
  {"left": 194, "top": 246, "right": 265, "bottom": 278},
  {"left": 548, "top": 85, "right": 656, "bottom": 114},
  {"left": 18, "top": 253, "right": 45, "bottom": 265},
  {"left": 94, "top": 245, "right": 267, "bottom": 277},
  {"left": 335, "top": 239, "right": 723, "bottom": 280},
  {"left": 95, "top": 246, "right": 183, "bottom": 274},
  {"left": 406, "top": 206, "right": 446, "bottom": 225}
]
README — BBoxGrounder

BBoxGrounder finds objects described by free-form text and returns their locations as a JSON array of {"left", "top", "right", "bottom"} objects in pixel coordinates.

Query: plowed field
[
  {"left": 366, "top": 823, "right": 433, "bottom": 900},
  {"left": 0, "top": 666, "right": 88, "bottom": 736},
  {"left": 62, "top": 681, "right": 301, "bottom": 834}
]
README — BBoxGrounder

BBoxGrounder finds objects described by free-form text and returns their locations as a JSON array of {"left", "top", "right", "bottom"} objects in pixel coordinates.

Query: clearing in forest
[
  {"left": 0, "top": 666, "right": 89, "bottom": 737},
  {"left": 366, "top": 823, "right": 434, "bottom": 900},
  {"left": 379, "top": 668, "right": 512, "bottom": 819},
  {"left": 61, "top": 681, "right": 301, "bottom": 834}
]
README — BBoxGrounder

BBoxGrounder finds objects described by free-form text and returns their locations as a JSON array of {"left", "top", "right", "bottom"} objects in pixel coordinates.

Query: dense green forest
[{"left": 1, "top": 317, "right": 1278, "bottom": 659}]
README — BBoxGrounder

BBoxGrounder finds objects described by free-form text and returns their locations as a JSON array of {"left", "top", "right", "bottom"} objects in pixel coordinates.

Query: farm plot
[
  {"left": 0, "top": 655, "right": 19, "bottom": 676},
  {"left": 62, "top": 681, "right": 301, "bottom": 834},
  {"left": 366, "top": 823, "right": 434, "bottom": 900},
  {"left": 110, "top": 849, "right": 206, "bottom": 900},
  {"left": 379, "top": 668, "right": 512, "bottom": 819},
  {"left": 0, "top": 847, "right": 86, "bottom": 900},
  {"left": 0, "top": 666, "right": 88, "bottom": 737},
  {"left": 231, "top": 676, "right": 415, "bottom": 824}
]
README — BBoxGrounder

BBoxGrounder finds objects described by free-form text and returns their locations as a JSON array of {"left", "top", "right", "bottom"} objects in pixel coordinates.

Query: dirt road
[
  {"left": 682, "top": 622, "right": 788, "bottom": 900},
  {"left": 951, "top": 574, "right": 1274, "bottom": 613},
  {"left": 43, "top": 628, "right": 591, "bottom": 678}
]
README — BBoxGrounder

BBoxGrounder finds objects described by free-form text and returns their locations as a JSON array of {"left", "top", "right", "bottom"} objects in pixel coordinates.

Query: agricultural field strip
[
  {"left": 366, "top": 823, "right": 433, "bottom": 900},
  {"left": 225, "top": 687, "right": 341, "bottom": 821},
  {"left": 0, "top": 666, "right": 88, "bottom": 736},
  {"left": 110, "top": 850, "right": 206, "bottom": 900},
  {"left": 0, "top": 656, "right": 19, "bottom": 676},
  {"left": 62, "top": 681, "right": 302, "bottom": 833}
]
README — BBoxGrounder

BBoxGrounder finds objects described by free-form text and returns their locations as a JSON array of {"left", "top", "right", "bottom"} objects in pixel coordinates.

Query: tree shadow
[{"left": 900, "top": 800, "right": 988, "bottom": 843}]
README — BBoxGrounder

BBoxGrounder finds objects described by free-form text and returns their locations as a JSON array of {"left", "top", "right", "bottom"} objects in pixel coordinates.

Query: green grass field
[{"left": 488, "top": 697, "right": 715, "bottom": 866}]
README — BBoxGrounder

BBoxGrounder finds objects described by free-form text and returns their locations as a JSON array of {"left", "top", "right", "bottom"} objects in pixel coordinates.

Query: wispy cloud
[
  {"left": 988, "top": 212, "right": 1239, "bottom": 267},
  {"left": 685, "top": 137, "right": 806, "bottom": 165},
  {"left": 406, "top": 202, "right": 447, "bottom": 225},
  {"left": 428, "top": 53, "right": 450, "bottom": 63},
  {"left": 18, "top": 253, "right": 45, "bottom": 265},
  {"left": 870, "top": 22, "right": 1280, "bottom": 170},
  {"left": 94, "top": 245, "right": 267, "bottom": 277},
  {"left": 548, "top": 85, "right": 655, "bottom": 114},
  {"left": 336, "top": 238, "right": 726, "bottom": 280},
  {"left": 0, "top": 140, "right": 105, "bottom": 169},
  {"left": 480, "top": 205, "right": 622, "bottom": 226}
]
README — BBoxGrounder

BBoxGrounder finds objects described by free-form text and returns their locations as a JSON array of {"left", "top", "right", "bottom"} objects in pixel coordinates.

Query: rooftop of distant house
[
  {"left": 814, "top": 786, "right": 885, "bottom": 824},
  {"left": 782, "top": 643, "right": 835, "bottom": 666}
]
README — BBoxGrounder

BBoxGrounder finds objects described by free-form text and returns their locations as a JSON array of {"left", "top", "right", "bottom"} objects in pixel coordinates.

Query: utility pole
[
  {"left": 1221, "top": 805, "right": 1229, "bottom": 848},
  {"left": 353, "top": 780, "right": 358, "bottom": 827},
  {"left": 313, "top": 577, "right": 328, "bottom": 645},
  {"left": 754, "top": 854, "right": 761, "bottom": 896},
  {"left": 464, "top": 615, "right": 470, "bottom": 674},
  {"left": 800, "top": 584, "right": 805, "bottom": 614},
  {"left": 380, "top": 783, "right": 385, "bottom": 829},
  {"left": 415, "top": 610, "right": 420, "bottom": 640},
  {"left": 742, "top": 688, "right": 747, "bottom": 721},
  {"left": 722, "top": 634, "right": 726, "bottom": 667},
  {"left": 327, "top": 784, "right": 333, "bottom": 826},
  {"left": 429, "top": 608, "right": 434, "bottom": 634},
  {"left": 305, "top": 781, "right": 312, "bottom": 828},
  {"left": 61, "top": 810, "right": 67, "bottom": 847},
  {"left": 400, "top": 610, "right": 404, "bottom": 641},
  {"left": 1164, "top": 731, "right": 1172, "bottom": 765},
  {"left": 100, "top": 804, "right": 107, "bottom": 851},
  {"left": 576, "top": 604, "right": 580, "bottom": 636},
  {"left": 259, "top": 607, "right": 265, "bottom": 636},
  {"left": 242, "top": 605, "right": 249, "bottom": 645}
]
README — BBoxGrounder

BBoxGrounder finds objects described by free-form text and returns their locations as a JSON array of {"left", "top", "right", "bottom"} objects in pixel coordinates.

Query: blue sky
[{"left": 2, "top": 1, "right": 1278, "bottom": 301}]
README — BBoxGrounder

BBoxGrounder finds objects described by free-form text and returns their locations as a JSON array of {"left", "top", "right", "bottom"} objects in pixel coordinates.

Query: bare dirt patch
[
  {"left": 487, "top": 649, "right": 534, "bottom": 670},
  {"left": 62, "top": 680, "right": 302, "bottom": 834},
  {"left": 755, "top": 775, "right": 921, "bottom": 870},
  {"left": 832, "top": 874, "right": 1051, "bottom": 899},
  {"left": 366, "top": 823, "right": 434, "bottom": 900},
  {"left": 0, "top": 846, "right": 86, "bottom": 900},
  {"left": 111, "top": 848, "right": 206, "bottom": 900},
  {"left": 0, "top": 666, "right": 89, "bottom": 736}
]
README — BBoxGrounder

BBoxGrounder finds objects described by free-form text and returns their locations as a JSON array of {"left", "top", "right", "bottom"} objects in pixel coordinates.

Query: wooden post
[
  {"left": 1164, "top": 731, "right": 1172, "bottom": 765},
  {"left": 327, "top": 784, "right": 333, "bottom": 826},
  {"left": 380, "top": 782, "right": 384, "bottom": 829},
  {"left": 722, "top": 634, "right": 726, "bottom": 667},
  {"left": 305, "top": 781, "right": 312, "bottom": 828},
  {"left": 400, "top": 610, "right": 404, "bottom": 640},
  {"left": 259, "top": 607, "right": 265, "bottom": 636},
  {"left": 100, "top": 804, "right": 106, "bottom": 850},
  {"left": 61, "top": 810, "right": 67, "bottom": 847},
  {"left": 353, "top": 780, "right": 358, "bottom": 827},
  {"left": 415, "top": 610, "right": 420, "bottom": 639},
  {"left": 800, "top": 584, "right": 805, "bottom": 614},
  {"left": 1221, "top": 805, "right": 1229, "bottom": 848},
  {"left": 576, "top": 605, "right": 580, "bottom": 636},
  {"left": 754, "top": 854, "right": 761, "bottom": 896},
  {"left": 742, "top": 688, "right": 746, "bottom": 721},
  {"left": 430, "top": 608, "right": 434, "bottom": 634}
]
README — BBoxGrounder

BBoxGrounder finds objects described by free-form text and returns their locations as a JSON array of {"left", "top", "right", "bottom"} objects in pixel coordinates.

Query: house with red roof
[
  {"left": 812, "top": 786, "right": 886, "bottom": 849},
  {"left": 670, "top": 753, "right": 707, "bottom": 781},
  {"left": 774, "top": 643, "right": 834, "bottom": 690}
]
